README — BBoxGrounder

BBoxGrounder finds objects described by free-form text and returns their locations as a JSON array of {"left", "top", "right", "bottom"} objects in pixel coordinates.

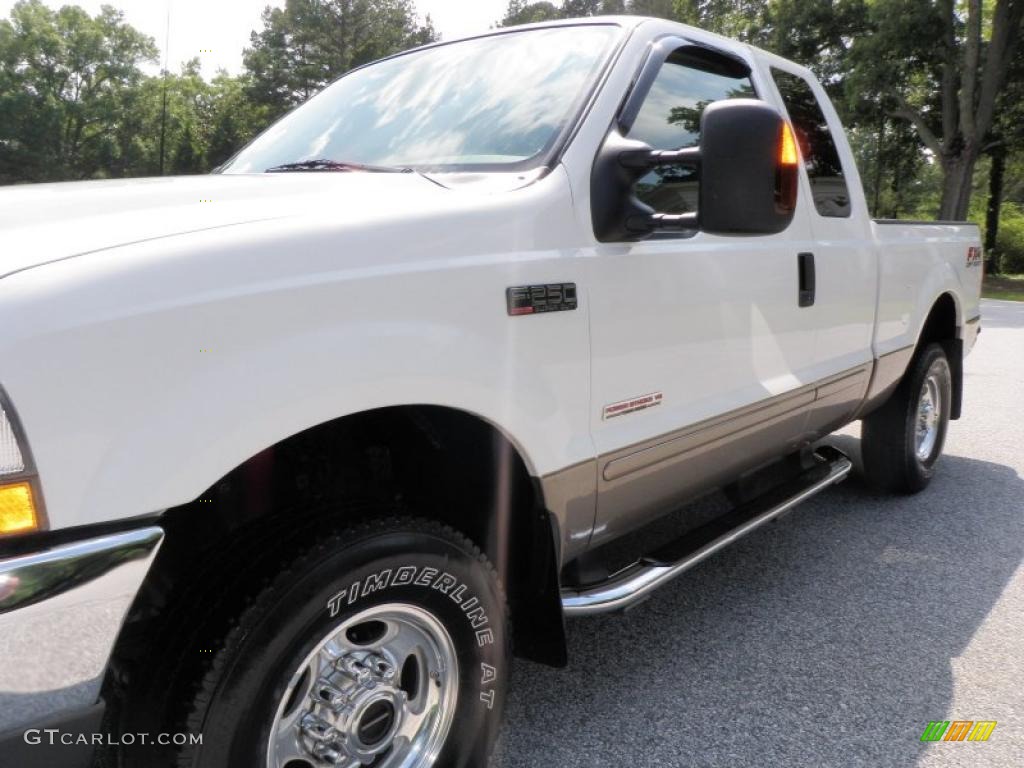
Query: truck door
[
  {"left": 766, "top": 64, "right": 878, "bottom": 435},
  {"left": 584, "top": 42, "right": 823, "bottom": 549}
]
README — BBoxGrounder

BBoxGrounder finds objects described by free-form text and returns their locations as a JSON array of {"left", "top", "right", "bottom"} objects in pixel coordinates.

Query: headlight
[
  {"left": 0, "top": 388, "right": 42, "bottom": 536},
  {"left": 0, "top": 398, "right": 26, "bottom": 474}
]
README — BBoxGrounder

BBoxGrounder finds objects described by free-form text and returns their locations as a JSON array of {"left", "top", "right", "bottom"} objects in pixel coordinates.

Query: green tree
[
  {"left": 561, "top": 0, "right": 623, "bottom": 14},
  {"left": 0, "top": 0, "right": 157, "bottom": 183},
  {"left": 496, "top": 0, "right": 644, "bottom": 27},
  {"left": 851, "top": 0, "right": 1024, "bottom": 221},
  {"left": 160, "top": 58, "right": 210, "bottom": 174},
  {"left": 755, "top": 1, "right": 866, "bottom": 84},
  {"left": 206, "top": 72, "right": 269, "bottom": 168},
  {"left": 629, "top": 0, "right": 678, "bottom": 18},
  {"left": 982, "top": 43, "right": 1024, "bottom": 270},
  {"left": 498, "top": 1, "right": 564, "bottom": 26},
  {"left": 243, "top": 0, "right": 437, "bottom": 120},
  {"left": 120, "top": 61, "right": 270, "bottom": 176}
]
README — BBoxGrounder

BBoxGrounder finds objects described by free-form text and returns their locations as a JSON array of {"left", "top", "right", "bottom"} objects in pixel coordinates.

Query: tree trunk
[
  {"left": 899, "top": 0, "right": 1024, "bottom": 224},
  {"left": 872, "top": 118, "right": 886, "bottom": 216},
  {"left": 890, "top": 157, "right": 901, "bottom": 219},
  {"left": 984, "top": 142, "right": 1006, "bottom": 273},
  {"left": 939, "top": 149, "right": 979, "bottom": 221}
]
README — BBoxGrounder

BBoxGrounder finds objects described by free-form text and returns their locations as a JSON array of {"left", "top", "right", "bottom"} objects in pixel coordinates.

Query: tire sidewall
[
  {"left": 903, "top": 346, "right": 952, "bottom": 483},
  {"left": 190, "top": 526, "right": 508, "bottom": 768}
]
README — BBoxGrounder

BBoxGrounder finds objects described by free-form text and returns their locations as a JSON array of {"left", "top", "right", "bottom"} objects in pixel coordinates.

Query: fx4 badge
[
  {"left": 506, "top": 283, "right": 578, "bottom": 316},
  {"left": 966, "top": 246, "right": 983, "bottom": 267}
]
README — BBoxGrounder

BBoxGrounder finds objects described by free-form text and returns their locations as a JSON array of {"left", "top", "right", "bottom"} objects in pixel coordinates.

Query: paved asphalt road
[{"left": 492, "top": 299, "right": 1024, "bottom": 768}]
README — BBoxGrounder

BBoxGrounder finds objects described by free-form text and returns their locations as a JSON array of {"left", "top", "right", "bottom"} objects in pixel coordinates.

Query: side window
[
  {"left": 627, "top": 50, "right": 755, "bottom": 215},
  {"left": 771, "top": 69, "right": 851, "bottom": 218}
]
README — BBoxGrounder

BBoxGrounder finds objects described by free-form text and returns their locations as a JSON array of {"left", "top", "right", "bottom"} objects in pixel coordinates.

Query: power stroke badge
[
  {"left": 603, "top": 392, "right": 664, "bottom": 420},
  {"left": 506, "top": 283, "right": 578, "bottom": 316}
]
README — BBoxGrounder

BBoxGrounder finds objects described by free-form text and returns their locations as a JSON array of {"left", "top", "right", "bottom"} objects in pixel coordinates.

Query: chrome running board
[{"left": 561, "top": 447, "right": 852, "bottom": 617}]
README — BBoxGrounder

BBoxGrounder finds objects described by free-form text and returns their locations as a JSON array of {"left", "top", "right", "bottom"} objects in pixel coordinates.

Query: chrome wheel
[
  {"left": 267, "top": 603, "right": 458, "bottom": 768},
  {"left": 914, "top": 370, "right": 942, "bottom": 462}
]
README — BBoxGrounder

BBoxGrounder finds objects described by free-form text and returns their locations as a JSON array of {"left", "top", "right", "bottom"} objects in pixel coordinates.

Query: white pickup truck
[{"left": 0, "top": 16, "right": 982, "bottom": 768}]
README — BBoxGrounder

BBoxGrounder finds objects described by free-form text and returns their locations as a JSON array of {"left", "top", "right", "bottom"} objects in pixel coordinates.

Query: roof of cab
[
  {"left": 489, "top": 15, "right": 760, "bottom": 64},
  {"left": 372, "top": 15, "right": 764, "bottom": 82}
]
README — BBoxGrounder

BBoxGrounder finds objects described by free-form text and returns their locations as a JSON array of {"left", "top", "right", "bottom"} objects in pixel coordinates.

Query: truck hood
[{"left": 0, "top": 172, "right": 451, "bottom": 279}]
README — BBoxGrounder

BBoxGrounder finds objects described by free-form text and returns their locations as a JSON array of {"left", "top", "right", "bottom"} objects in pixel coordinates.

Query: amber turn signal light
[
  {"left": 0, "top": 481, "right": 38, "bottom": 535},
  {"left": 779, "top": 121, "right": 799, "bottom": 166},
  {"left": 774, "top": 122, "right": 800, "bottom": 215}
]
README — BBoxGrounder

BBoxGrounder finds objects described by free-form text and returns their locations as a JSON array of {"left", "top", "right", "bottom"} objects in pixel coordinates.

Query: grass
[{"left": 983, "top": 273, "right": 1024, "bottom": 302}]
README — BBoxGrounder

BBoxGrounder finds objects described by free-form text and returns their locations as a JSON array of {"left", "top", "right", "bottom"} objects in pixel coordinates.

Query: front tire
[
  {"left": 861, "top": 343, "right": 952, "bottom": 494},
  {"left": 125, "top": 518, "right": 510, "bottom": 768}
]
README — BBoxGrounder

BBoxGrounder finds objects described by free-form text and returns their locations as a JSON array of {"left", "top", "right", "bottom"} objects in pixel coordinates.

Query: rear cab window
[{"left": 770, "top": 69, "right": 852, "bottom": 218}]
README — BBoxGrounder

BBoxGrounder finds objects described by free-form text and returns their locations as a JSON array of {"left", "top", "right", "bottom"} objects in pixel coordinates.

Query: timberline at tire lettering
[{"left": 326, "top": 566, "right": 495, "bottom": 648}]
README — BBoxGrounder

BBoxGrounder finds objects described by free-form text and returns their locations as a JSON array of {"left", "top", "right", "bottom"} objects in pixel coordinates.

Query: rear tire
[{"left": 861, "top": 343, "right": 952, "bottom": 494}]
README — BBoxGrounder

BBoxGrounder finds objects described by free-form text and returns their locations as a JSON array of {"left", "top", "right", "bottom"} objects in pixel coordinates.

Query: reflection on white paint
[{"left": 750, "top": 302, "right": 802, "bottom": 395}]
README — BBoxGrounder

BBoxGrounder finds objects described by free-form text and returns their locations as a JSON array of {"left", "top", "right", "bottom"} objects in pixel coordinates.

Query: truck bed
[{"left": 871, "top": 219, "right": 983, "bottom": 359}]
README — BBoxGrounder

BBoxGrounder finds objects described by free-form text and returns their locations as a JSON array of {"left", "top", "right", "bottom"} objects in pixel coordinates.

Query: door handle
[{"left": 798, "top": 252, "right": 815, "bottom": 307}]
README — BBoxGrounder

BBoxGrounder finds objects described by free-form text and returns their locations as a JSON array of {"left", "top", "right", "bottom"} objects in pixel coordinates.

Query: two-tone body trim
[
  {"left": 540, "top": 363, "right": 872, "bottom": 555},
  {"left": 539, "top": 459, "right": 598, "bottom": 560},
  {"left": 856, "top": 345, "right": 915, "bottom": 418}
]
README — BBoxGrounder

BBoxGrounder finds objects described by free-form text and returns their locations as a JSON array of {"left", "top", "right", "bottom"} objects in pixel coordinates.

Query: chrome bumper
[{"left": 0, "top": 526, "right": 163, "bottom": 734}]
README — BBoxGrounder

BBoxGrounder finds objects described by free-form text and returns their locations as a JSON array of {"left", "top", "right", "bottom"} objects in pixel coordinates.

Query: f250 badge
[{"left": 506, "top": 283, "right": 578, "bottom": 316}]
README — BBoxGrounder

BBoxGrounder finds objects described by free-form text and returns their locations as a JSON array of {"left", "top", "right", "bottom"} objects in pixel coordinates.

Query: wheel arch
[
  {"left": 105, "top": 405, "right": 569, "bottom": 727},
  {"left": 861, "top": 291, "right": 963, "bottom": 421},
  {"left": 915, "top": 291, "right": 964, "bottom": 419}
]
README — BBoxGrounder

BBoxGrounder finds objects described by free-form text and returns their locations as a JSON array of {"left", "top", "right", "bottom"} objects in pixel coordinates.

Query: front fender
[{"left": 0, "top": 170, "right": 593, "bottom": 535}]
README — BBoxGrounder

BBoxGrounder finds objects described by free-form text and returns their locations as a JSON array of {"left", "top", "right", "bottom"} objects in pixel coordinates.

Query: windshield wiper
[{"left": 265, "top": 159, "right": 412, "bottom": 173}]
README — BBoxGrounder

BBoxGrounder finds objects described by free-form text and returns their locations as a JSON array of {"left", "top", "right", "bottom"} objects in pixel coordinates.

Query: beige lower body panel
[
  {"left": 539, "top": 459, "right": 598, "bottom": 561},
  {"left": 588, "top": 364, "right": 871, "bottom": 550},
  {"left": 856, "top": 345, "right": 914, "bottom": 418},
  {"left": 963, "top": 314, "right": 981, "bottom": 355}
]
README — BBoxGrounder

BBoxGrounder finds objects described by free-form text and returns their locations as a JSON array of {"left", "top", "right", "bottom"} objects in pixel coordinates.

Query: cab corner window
[
  {"left": 771, "top": 69, "right": 851, "bottom": 218},
  {"left": 626, "top": 49, "right": 755, "bottom": 216}
]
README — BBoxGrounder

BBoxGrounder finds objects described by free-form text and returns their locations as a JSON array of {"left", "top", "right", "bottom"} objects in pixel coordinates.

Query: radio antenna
[{"left": 158, "top": 1, "right": 171, "bottom": 175}]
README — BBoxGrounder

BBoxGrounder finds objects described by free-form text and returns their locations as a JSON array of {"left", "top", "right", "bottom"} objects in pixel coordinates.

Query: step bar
[{"left": 561, "top": 448, "right": 853, "bottom": 617}]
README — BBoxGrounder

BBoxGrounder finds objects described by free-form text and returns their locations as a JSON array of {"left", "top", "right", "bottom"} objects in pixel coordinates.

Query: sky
[{"left": 0, "top": 0, "right": 513, "bottom": 78}]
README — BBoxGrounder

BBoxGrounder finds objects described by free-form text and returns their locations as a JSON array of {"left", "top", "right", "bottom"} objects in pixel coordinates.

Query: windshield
[{"left": 221, "top": 26, "right": 620, "bottom": 174}]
